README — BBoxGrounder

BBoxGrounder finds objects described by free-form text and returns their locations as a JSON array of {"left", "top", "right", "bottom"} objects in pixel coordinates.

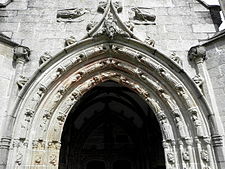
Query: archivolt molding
[
  {"left": 7, "top": 42, "right": 217, "bottom": 169},
  {"left": 5, "top": 0, "right": 222, "bottom": 168}
]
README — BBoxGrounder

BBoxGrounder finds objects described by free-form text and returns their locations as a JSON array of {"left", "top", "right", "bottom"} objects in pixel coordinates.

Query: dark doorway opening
[{"left": 59, "top": 81, "right": 165, "bottom": 169}]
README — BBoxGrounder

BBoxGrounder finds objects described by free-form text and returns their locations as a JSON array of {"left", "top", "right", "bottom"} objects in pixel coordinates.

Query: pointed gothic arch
[{"left": 3, "top": 0, "right": 224, "bottom": 169}]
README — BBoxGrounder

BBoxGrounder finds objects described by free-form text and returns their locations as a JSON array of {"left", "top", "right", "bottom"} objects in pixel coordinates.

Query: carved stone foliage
[
  {"left": 65, "top": 36, "right": 77, "bottom": 47},
  {"left": 95, "top": 13, "right": 130, "bottom": 39},
  {"left": 124, "top": 21, "right": 134, "bottom": 31},
  {"left": 130, "top": 7, "right": 156, "bottom": 25},
  {"left": 17, "top": 75, "right": 29, "bottom": 90},
  {"left": 48, "top": 141, "right": 61, "bottom": 150},
  {"left": 57, "top": 8, "right": 89, "bottom": 22},
  {"left": 86, "top": 21, "right": 98, "bottom": 32},
  {"left": 97, "top": 1, "right": 122, "bottom": 13},
  {"left": 39, "top": 52, "right": 52, "bottom": 66},
  {"left": 170, "top": 52, "right": 183, "bottom": 67},
  {"left": 145, "top": 36, "right": 155, "bottom": 47},
  {"left": 32, "top": 139, "right": 45, "bottom": 149}
]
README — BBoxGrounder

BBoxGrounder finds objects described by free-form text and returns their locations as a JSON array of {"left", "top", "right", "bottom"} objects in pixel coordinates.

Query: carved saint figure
[
  {"left": 145, "top": 97, "right": 162, "bottom": 114},
  {"left": 59, "top": 92, "right": 78, "bottom": 115},
  {"left": 175, "top": 115, "right": 187, "bottom": 139},
  {"left": 44, "top": 67, "right": 64, "bottom": 87},
  {"left": 191, "top": 111, "right": 204, "bottom": 138},
  {"left": 29, "top": 87, "right": 46, "bottom": 110},
  {"left": 158, "top": 88, "right": 178, "bottom": 111},
  {"left": 48, "top": 87, "right": 66, "bottom": 113},
  {"left": 175, "top": 84, "right": 194, "bottom": 109},
  {"left": 159, "top": 113, "right": 173, "bottom": 141}
]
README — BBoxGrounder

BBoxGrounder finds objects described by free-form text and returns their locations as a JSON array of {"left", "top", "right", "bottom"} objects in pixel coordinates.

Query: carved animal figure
[
  {"left": 131, "top": 7, "right": 156, "bottom": 22},
  {"left": 57, "top": 8, "right": 87, "bottom": 19}
]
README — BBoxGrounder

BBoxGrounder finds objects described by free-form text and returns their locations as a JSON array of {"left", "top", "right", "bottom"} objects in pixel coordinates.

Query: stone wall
[
  {"left": 0, "top": 42, "right": 14, "bottom": 138},
  {"left": 0, "top": 0, "right": 217, "bottom": 77},
  {"left": 205, "top": 37, "right": 225, "bottom": 130}
]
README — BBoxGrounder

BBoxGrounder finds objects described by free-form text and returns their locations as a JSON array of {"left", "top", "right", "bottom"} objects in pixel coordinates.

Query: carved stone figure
[
  {"left": 191, "top": 110, "right": 204, "bottom": 138},
  {"left": 34, "top": 155, "right": 42, "bottom": 165},
  {"left": 158, "top": 88, "right": 178, "bottom": 111},
  {"left": 192, "top": 74, "right": 204, "bottom": 88},
  {"left": 188, "top": 45, "right": 206, "bottom": 63},
  {"left": 201, "top": 150, "right": 209, "bottom": 162},
  {"left": 28, "top": 86, "right": 46, "bottom": 111},
  {"left": 49, "top": 154, "right": 57, "bottom": 166},
  {"left": 145, "top": 36, "right": 155, "bottom": 47},
  {"left": 130, "top": 7, "right": 156, "bottom": 25},
  {"left": 39, "top": 52, "right": 52, "bottom": 66},
  {"left": 97, "top": 1, "right": 107, "bottom": 13},
  {"left": 17, "top": 75, "right": 29, "bottom": 89},
  {"left": 57, "top": 8, "right": 88, "bottom": 22},
  {"left": 48, "top": 87, "right": 66, "bottom": 113},
  {"left": 44, "top": 67, "right": 64, "bottom": 87},
  {"left": 159, "top": 113, "right": 173, "bottom": 141},
  {"left": 145, "top": 97, "right": 162, "bottom": 114},
  {"left": 13, "top": 45, "right": 30, "bottom": 62},
  {"left": 15, "top": 153, "right": 23, "bottom": 165},
  {"left": 157, "top": 66, "right": 179, "bottom": 86},
  {"left": 182, "top": 151, "right": 190, "bottom": 162},
  {"left": 175, "top": 84, "right": 194, "bottom": 109},
  {"left": 96, "top": 13, "right": 130, "bottom": 39},
  {"left": 175, "top": 115, "right": 187, "bottom": 139},
  {"left": 65, "top": 36, "right": 77, "bottom": 47},
  {"left": 167, "top": 152, "right": 175, "bottom": 164},
  {"left": 170, "top": 52, "right": 183, "bottom": 67},
  {"left": 59, "top": 92, "right": 78, "bottom": 115}
]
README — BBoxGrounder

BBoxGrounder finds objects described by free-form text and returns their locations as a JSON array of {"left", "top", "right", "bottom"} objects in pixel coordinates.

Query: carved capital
[
  {"left": 188, "top": 45, "right": 206, "bottom": 64},
  {"left": 13, "top": 46, "right": 30, "bottom": 63},
  {"left": 0, "top": 137, "right": 11, "bottom": 149},
  {"left": 212, "top": 135, "right": 223, "bottom": 147}
]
